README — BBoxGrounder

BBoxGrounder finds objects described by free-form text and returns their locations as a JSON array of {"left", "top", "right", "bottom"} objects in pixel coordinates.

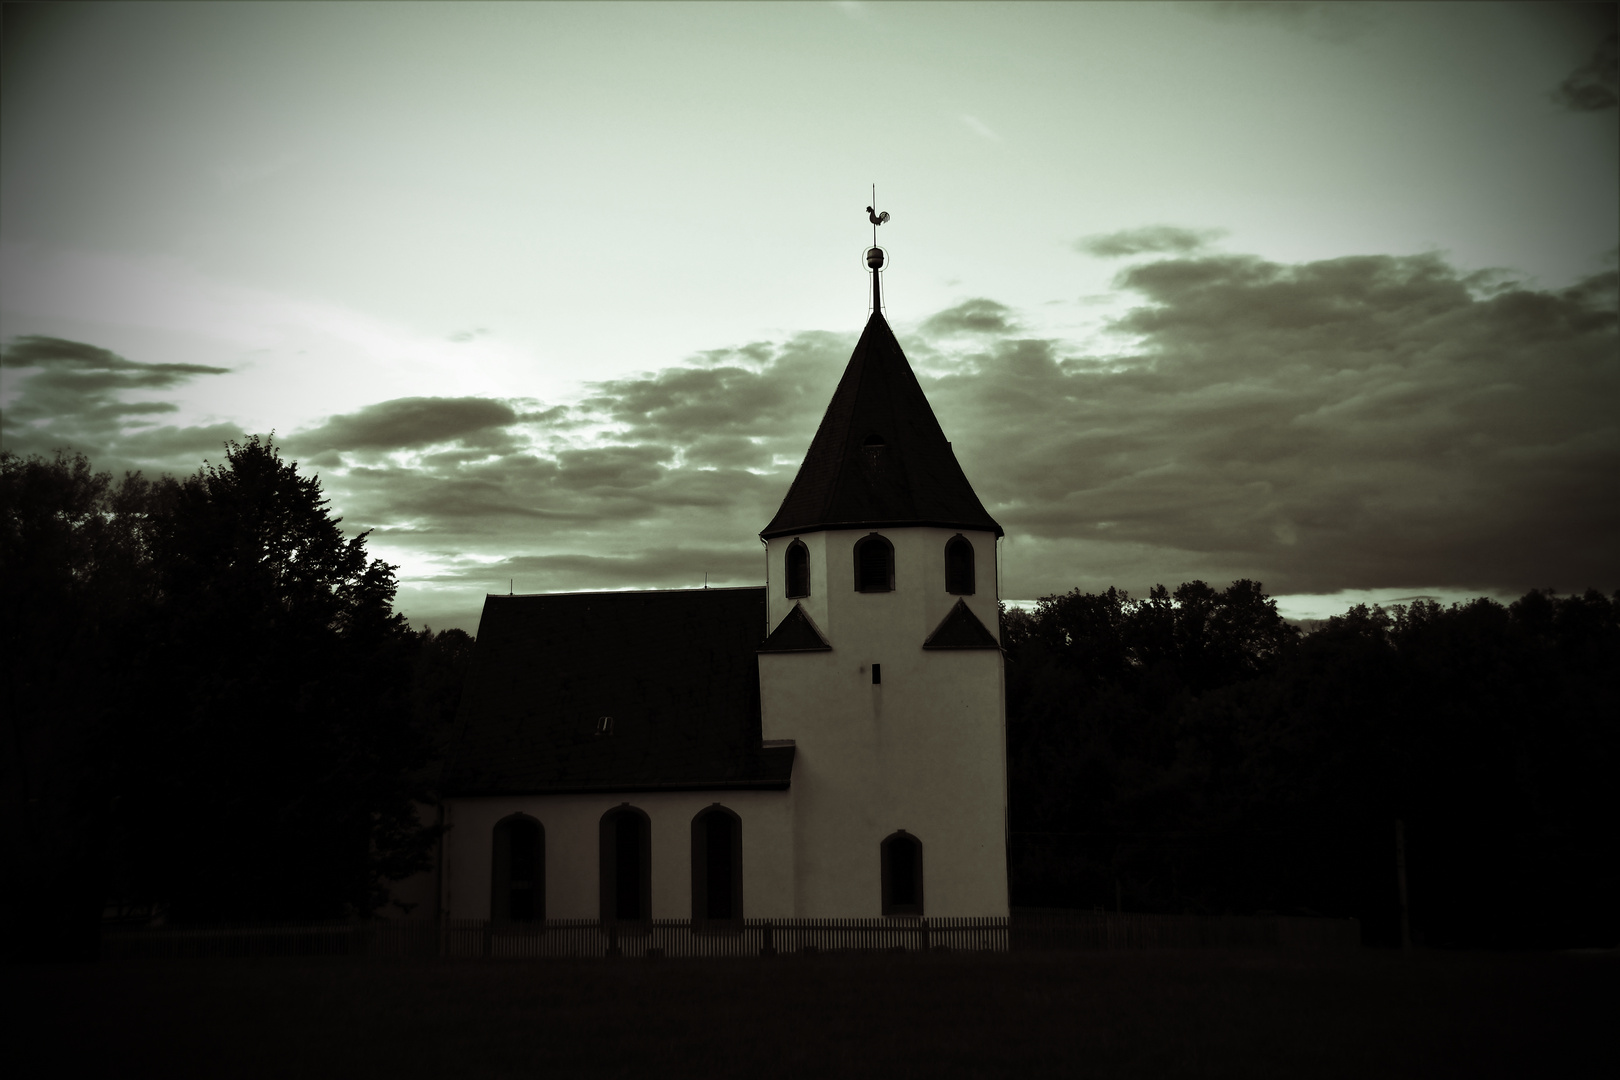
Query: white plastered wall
[
  {"left": 759, "top": 527, "right": 1008, "bottom": 917},
  {"left": 441, "top": 788, "right": 794, "bottom": 921}
]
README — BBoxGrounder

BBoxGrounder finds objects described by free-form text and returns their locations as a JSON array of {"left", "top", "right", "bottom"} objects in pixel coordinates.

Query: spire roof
[{"left": 762, "top": 312, "right": 1002, "bottom": 539}]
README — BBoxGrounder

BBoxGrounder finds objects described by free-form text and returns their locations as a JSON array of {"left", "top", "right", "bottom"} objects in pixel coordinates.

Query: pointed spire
[{"left": 761, "top": 311, "right": 1003, "bottom": 539}]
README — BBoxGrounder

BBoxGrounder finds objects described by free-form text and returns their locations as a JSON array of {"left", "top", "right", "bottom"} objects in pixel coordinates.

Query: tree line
[
  {"left": 4, "top": 442, "right": 1614, "bottom": 956},
  {"left": 1001, "top": 580, "right": 1618, "bottom": 947},
  {"left": 2, "top": 441, "right": 471, "bottom": 960}
]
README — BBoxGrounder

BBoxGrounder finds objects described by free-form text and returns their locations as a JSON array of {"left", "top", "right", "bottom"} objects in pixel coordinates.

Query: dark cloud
[
  {"left": 0, "top": 335, "right": 237, "bottom": 474},
  {"left": 16, "top": 250, "right": 1615, "bottom": 631},
  {"left": 277, "top": 336, "right": 852, "bottom": 625},
  {"left": 1554, "top": 27, "right": 1618, "bottom": 111},
  {"left": 1075, "top": 226, "right": 1227, "bottom": 258},
  {"left": 293, "top": 396, "right": 524, "bottom": 453},
  {"left": 919, "top": 299, "right": 1018, "bottom": 337},
  {"left": 925, "top": 253, "right": 1618, "bottom": 597},
  {"left": 356, "top": 248, "right": 1615, "bottom": 617}
]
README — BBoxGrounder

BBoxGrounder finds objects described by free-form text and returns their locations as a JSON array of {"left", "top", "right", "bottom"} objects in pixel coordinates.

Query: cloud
[
  {"left": 960, "top": 115, "right": 1001, "bottom": 141},
  {"left": 365, "top": 248, "right": 1617, "bottom": 620},
  {"left": 294, "top": 397, "right": 525, "bottom": 454},
  {"left": 1075, "top": 226, "right": 1227, "bottom": 258},
  {"left": 14, "top": 249, "right": 1616, "bottom": 632},
  {"left": 919, "top": 299, "right": 1018, "bottom": 337},
  {"left": 0, "top": 335, "right": 236, "bottom": 473},
  {"left": 1553, "top": 27, "right": 1618, "bottom": 111},
  {"left": 925, "top": 253, "right": 1618, "bottom": 597}
]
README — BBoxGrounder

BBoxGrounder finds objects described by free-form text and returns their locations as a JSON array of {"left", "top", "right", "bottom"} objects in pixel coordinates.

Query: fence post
[
  {"left": 920, "top": 918, "right": 930, "bottom": 953},
  {"left": 760, "top": 919, "right": 776, "bottom": 957},
  {"left": 482, "top": 919, "right": 492, "bottom": 958},
  {"left": 606, "top": 921, "right": 621, "bottom": 958}
]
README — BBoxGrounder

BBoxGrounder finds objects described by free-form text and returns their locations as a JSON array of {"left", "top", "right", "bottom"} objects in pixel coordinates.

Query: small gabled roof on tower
[
  {"left": 923, "top": 598, "right": 1002, "bottom": 650},
  {"left": 761, "top": 312, "right": 1003, "bottom": 539},
  {"left": 757, "top": 602, "right": 833, "bottom": 653}
]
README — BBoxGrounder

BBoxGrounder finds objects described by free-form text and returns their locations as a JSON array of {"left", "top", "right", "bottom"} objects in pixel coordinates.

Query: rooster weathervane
[{"left": 866, "top": 183, "right": 890, "bottom": 247}]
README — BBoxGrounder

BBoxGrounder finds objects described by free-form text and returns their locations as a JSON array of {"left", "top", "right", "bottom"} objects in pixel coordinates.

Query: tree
[
  {"left": 1, "top": 451, "right": 152, "bottom": 958},
  {"left": 1004, "top": 580, "right": 1300, "bottom": 914},
  {"left": 111, "top": 436, "right": 439, "bottom": 920},
  {"left": 4, "top": 439, "right": 446, "bottom": 949},
  {"left": 1004, "top": 579, "right": 1620, "bottom": 947}
]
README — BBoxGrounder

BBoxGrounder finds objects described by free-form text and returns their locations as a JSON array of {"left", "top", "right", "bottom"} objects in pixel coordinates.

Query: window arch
[
  {"left": 945, "top": 534, "right": 975, "bottom": 595},
  {"left": 785, "top": 539, "right": 810, "bottom": 599},
  {"left": 881, "top": 831, "right": 924, "bottom": 917},
  {"left": 691, "top": 804, "right": 743, "bottom": 926},
  {"left": 492, "top": 813, "right": 544, "bottom": 923},
  {"left": 854, "top": 533, "right": 894, "bottom": 593},
  {"left": 598, "top": 804, "right": 651, "bottom": 925}
]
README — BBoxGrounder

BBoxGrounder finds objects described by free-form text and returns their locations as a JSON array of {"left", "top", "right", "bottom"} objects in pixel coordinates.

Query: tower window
[
  {"left": 881, "top": 831, "right": 924, "bottom": 917},
  {"left": 491, "top": 814, "right": 544, "bottom": 923},
  {"left": 854, "top": 533, "right": 894, "bottom": 593},
  {"left": 785, "top": 539, "right": 810, "bottom": 599},
  {"left": 945, "top": 535, "right": 975, "bottom": 595}
]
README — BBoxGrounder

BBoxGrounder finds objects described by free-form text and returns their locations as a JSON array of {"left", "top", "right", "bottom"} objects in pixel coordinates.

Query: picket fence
[{"left": 100, "top": 911, "right": 1359, "bottom": 960}]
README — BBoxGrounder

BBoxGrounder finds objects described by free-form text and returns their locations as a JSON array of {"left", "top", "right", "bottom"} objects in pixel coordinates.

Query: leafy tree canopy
[{"left": 2, "top": 440, "right": 465, "bottom": 951}]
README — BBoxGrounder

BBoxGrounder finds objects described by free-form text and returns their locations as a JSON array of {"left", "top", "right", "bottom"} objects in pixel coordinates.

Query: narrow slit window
[
  {"left": 785, "top": 539, "right": 810, "bottom": 599},
  {"left": 945, "top": 535, "right": 975, "bottom": 595}
]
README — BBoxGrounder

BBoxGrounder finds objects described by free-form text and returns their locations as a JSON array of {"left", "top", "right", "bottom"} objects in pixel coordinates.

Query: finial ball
[{"left": 866, "top": 246, "right": 885, "bottom": 270}]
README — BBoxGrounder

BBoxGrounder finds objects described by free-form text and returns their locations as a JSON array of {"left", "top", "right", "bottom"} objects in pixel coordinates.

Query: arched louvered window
[
  {"left": 945, "top": 534, "right": 975, "bottom": 595},
  {"left": 492, "top": 814, "right": 544, "bottom": 923},
  {"left": 785, "top": 539, "right": 810, "bottom": 599},
  {"left": 881, "top": 830, "right": 924, "bottom": 917},
  {"left": 854, "top": 533, "right": 894, "bottom": 593},
  {"left": 599, "top": 804, "right": 651, "bottom": 925},
  {"left": 691, "top": 804, "right": 743, "bottom": 926}
]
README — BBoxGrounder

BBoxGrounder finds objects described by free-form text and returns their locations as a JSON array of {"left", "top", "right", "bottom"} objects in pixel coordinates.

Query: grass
[{"left": 16, "top": 948, "right": 1615, "bottom": 1079}]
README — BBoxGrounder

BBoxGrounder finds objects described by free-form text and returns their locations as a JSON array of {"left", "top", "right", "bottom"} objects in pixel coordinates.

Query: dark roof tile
[{"left": 443, "top": 588, "right": 793, "bottom": 796}]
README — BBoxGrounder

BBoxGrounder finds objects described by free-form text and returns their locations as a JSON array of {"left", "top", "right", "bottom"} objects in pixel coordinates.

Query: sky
[{"left": 2, "top": 1, "right": 1616, "bottom": 633}]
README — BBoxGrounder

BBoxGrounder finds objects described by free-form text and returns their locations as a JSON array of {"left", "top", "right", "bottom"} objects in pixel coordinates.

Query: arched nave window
[
  {"left": 599, "top": 804, "right": 651, "bottom": 924},
  {"left": 854, "top": 533, "right": 894, "bottom": 593},
  {"left": 881, "top": 830, "right": 924, "bottom": 917},
  {"left": 491, "top": 813, "right": 544, "bottom": 923},
  {"left": 691, "top": 804, "right": 743, "bottom": 926},
  {"left": 944, "top": 534, "right": 975, "bottom": 595},
  {"left": 785, "top": 539, "right": 810, "bottom": 599}
]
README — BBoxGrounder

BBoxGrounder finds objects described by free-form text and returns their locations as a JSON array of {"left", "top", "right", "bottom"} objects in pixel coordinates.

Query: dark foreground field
[{"left": 15, "top": 949, "right": 1615, "bottom": 1079}]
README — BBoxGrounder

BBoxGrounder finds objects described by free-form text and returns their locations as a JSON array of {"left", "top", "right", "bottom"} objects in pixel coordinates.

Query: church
[{"left": 433, "top": 232, "right": 1009, "bottom": 925}]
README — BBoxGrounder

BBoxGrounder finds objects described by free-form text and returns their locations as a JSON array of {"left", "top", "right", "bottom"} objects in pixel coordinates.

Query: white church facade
[{"left": 433, "top": 241, "right": 1009, "bottom": 924}]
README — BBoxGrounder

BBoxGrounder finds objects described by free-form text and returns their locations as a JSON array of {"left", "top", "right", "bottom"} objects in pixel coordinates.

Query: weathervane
[{"left": 865, "top": 184, "right": 890, "bottom": 313}]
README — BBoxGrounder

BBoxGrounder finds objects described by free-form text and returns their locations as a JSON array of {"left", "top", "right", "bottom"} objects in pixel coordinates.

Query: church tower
[{"left": 756, "top": 224, "right": 1009, "bottom": 918}]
